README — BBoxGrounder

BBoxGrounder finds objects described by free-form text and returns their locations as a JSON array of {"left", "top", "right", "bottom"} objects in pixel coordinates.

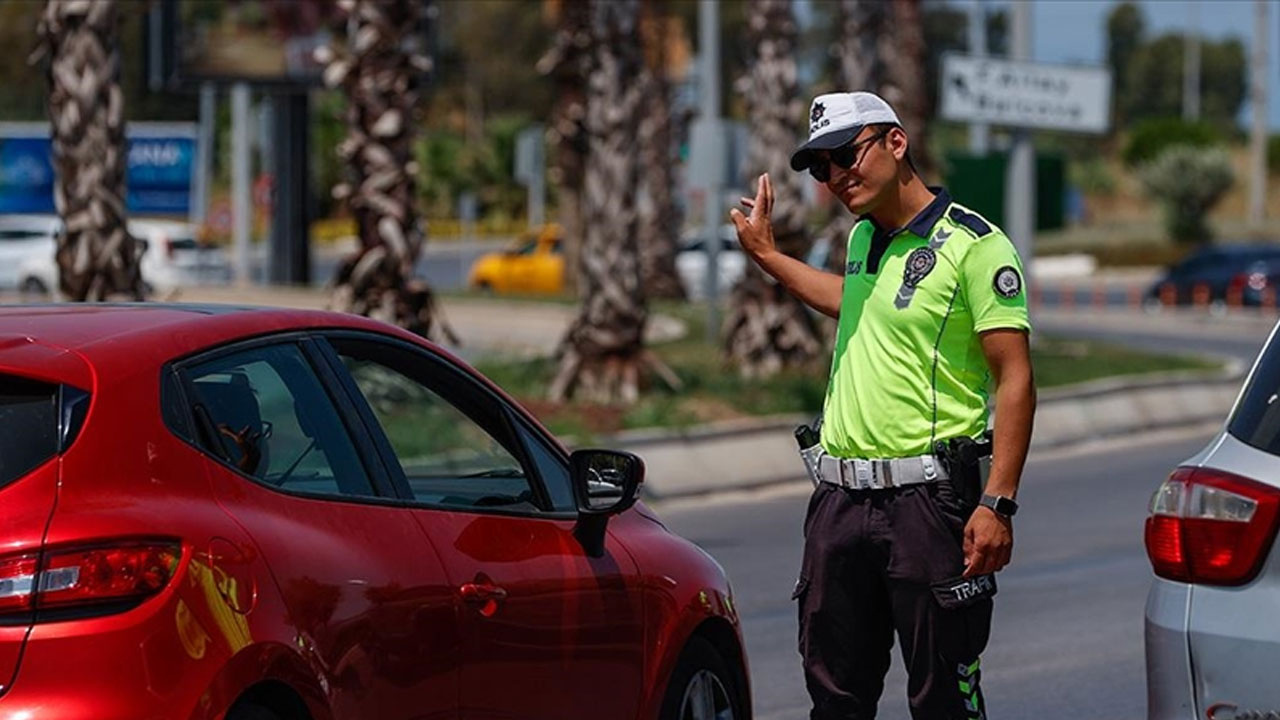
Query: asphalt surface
[
  {"left": 652, "top": 427, "right": 1218, "bottom": 720},
  {"left": 1038, "top": 312, "right": 1271, "bottom": 365}
]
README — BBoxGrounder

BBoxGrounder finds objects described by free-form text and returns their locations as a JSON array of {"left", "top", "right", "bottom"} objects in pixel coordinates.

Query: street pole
[
  {"left": 230, "top": 82, "right": 251, "bottom": 289},
  {"left": 192, "top": 82, "right": 215, "bottom": 225},
  {"left": 1005, "top": 0, "right": 1034, "bottom": 276},
  {"left": 699, "top": 0, "right": 722, "bottom": 344},
  {"left": 968, "top": 0, "right": 989, "bottom": 155},
  {"left": 1183, "top": 1, "right": 1200, "bottom": 121},
  {"left": 1249, "top": 0, "right": 1267, "bottom": 228}
]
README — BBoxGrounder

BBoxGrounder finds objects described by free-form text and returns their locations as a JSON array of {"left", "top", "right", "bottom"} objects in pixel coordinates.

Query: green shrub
[
  {"left": 1123, "top": 117, "right": 1222, "bottom": 167},
  {"left": 1267, "top": 135, "right": 1280, "bottom": 175},
  {"left": 1138, "top": 146, "right": 1234, "bottom": 244}
]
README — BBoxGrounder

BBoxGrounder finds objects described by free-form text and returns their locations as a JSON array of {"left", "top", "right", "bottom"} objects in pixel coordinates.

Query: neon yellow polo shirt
[{"left": 819, "top": 188, "right": 1030, "bottom": 459}]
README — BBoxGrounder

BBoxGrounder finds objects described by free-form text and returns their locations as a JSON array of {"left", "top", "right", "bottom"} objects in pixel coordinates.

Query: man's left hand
[{"left": 963, "top": 506, "right": 1013, "bottom": 577}]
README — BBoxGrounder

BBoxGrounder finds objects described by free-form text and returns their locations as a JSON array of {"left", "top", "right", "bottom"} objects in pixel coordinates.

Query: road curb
[{"left": 619, "top": 363, "right": 1247, "bottom": 501}]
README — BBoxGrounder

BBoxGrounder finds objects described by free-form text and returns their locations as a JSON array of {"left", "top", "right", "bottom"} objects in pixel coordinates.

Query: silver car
[{"left": 1146, "top": 322, "right": 1280, "bottom": 719}]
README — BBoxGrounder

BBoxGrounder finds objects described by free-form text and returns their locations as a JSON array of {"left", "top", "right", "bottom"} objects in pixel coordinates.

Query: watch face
[{"left": 984, "top": 494, "right": 1018, "bottom": 517}]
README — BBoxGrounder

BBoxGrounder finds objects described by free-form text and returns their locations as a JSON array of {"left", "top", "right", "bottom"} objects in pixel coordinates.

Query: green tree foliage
[
  {"left": 1106, "top": 1, "right": 1143, "bottom": 124},
  {"left": 1123, "top": 117, "right": 1222, "bottom": 167},
  {"left": 1138, "top": 146, "right": 1234, "bottom": 244},
  {"left": 1106, "top": 2, "right": 1245, "bottom": 130},
  {"left": 1123, "top": 33, "right": 1245, "bottom": 126},
  {"left": 1267, "top": 135, "right": 1280, "bottom": 175}
]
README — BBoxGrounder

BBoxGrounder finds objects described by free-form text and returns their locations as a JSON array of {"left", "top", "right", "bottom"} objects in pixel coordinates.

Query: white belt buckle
[
  {"left": 867, "top": 460, "right": 886, "bottom": 490},
  {"left": 922, "top": 455, "right": 938, "bottom": 481},
  {"left": 853, "top": 459, "right": 872, "bottom": 489}
]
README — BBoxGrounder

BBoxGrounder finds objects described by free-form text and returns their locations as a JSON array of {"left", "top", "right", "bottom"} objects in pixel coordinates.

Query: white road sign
[{"left": 940, "top": 54, "right": 1112, "bottom": 134}]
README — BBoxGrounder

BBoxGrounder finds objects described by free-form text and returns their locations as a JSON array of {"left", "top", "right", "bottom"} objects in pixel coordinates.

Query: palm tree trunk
[
  {"left": 637, "top": 2, "right": 686, "bottom": 301},
  {"left": 323, "top": 0, "right": 453, "bottom": 342},
  {"left": 539, "top": 0, "right": 592, "bottom": 297},
  {"left": 820, "top": 0, "right": 894, "bottom": 277},
  {"left": 723, "top": 0, "right": 822, "bottom": 378},
  {"left": 549, "top": 0, "right": 667, "bottom": 404},
  {"left": 33, "top": 0, "right": 144, "bottom": 302},
  {"left": 883, "top": 0, "right": 930, "bottom": 177}
]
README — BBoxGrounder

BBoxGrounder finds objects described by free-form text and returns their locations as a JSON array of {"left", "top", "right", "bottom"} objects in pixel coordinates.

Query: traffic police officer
[{"left": 729, "top": 91, "right": 1035, "bottom": 719}]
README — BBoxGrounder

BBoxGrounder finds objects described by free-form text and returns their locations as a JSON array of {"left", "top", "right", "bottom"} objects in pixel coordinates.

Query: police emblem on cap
[
  {"left": 902, "top": 247, "right": 937, "bottom": 289},
  {"left": 994, "top": 266, "right": 1022, "bottom": 298},
  {"left": 811, "top": 102, "right": 825, "bottom": 124}
]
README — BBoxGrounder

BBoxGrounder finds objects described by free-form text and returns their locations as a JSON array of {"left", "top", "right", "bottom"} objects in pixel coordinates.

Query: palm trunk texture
[
  {"left": 723, "top": 0, "right": 822, "bottom": 378},
  {"left": 820, "top": 0, "right": 893, "bottom": 276},
  {"left": 883, "top": 0, "right": 929, "bottom": 177},
  {"left": 549, "top": 0, "right": 676, "bottom": 404},
  {"left": 637, "top": 2, "right": 686, "bottom": 300},
  {"left": 539, "top": 0, "right": 592, "bottom": 297},
  {"left": 34, "top": 0, "right": 144, "bottom": 302},
  {"left": 324, "top": 0, "right": 454, "bottom": 342}
]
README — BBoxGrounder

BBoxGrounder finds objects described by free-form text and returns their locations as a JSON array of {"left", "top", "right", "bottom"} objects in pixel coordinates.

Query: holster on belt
[
  {"left": 932, "top": 431, "right": 993, "bottom": 510},
  {"left": 795, "top": 415, "right": 824, "bottom": 487}
]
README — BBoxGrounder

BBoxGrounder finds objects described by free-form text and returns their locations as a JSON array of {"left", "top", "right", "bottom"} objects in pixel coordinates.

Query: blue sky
[{"left": 1017, "top": 0, "right": 1279, "bottom": 128}]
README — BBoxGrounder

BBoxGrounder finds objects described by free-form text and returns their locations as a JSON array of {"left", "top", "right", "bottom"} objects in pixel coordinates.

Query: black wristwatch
[{"left": 979, "top": 494, "right": 1018, "bottom": 518}]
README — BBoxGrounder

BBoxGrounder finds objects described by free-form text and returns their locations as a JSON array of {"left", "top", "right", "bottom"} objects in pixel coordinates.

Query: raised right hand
[{"left": 728, "top": 173, "right": 777, "bottom": 261}]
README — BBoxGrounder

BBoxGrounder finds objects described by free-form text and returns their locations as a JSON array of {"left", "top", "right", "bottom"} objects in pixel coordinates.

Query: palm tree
[
  {"left": 637, "top": 1, "right": 686, "bottom": 300},
  {"left": 723, "top": 0, "right": 822, "bottom": 378},
  {"left": 538, "top": 0, "right": 592, "bottom": 296},
  {"left": 32, "top": 0, "right": 144, "bottom": 301},
  {"left": 549, "top": 0, "right": 678, "bottom": 403},
  {"left": 818, "top": 0, "right": 892, "bottom": 276},
  {"left": 322, "top": 0, "right": 454, "bottom": 342},
  {"left": 883, "top": 0, "right": 929, "bottom": 177}
]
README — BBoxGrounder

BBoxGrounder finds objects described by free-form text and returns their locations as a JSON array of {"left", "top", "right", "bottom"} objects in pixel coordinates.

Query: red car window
[{"left": 184, "top": 343, "right": 376, "bottom": 498}]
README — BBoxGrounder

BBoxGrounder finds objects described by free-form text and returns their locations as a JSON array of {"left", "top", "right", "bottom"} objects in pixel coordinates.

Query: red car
[{"left": 0, "top": 304, "right": 748, "bottom": 720}]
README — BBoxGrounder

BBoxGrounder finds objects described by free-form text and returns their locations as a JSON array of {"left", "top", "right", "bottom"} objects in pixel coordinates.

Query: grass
[
  {"left": 1029, "top": 336, "right": 1219, "bottom": 388},
  {"left": 474, "top": 301, "right": 1222, "bottom": 441}
]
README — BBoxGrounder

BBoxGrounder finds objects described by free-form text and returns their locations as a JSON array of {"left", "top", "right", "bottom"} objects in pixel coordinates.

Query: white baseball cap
[{"left": 789, "top": 92, "right": 902, "bottom": 172}]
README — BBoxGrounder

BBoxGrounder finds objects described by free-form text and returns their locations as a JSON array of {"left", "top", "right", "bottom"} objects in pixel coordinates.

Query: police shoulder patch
[
  {"left": 948, "top": 206, "right": 992, "bottom": 238},
  {"left": 993, "top": 266, "right": 1022, "bottom": 298}
]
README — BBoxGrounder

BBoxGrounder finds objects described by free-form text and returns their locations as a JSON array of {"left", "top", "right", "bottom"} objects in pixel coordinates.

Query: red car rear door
[
  {"left": 316, "top": 333, "right": 646, "bottom": 720},
  {"left": 174, "top": 337, "right": 459, "bottom": 720}
]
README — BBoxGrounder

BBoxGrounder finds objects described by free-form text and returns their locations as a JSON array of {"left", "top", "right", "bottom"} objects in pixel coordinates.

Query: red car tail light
[
  {"left": 1145, "top": 467, "right": 1280, "bottom": 586},
  {"left": 0, "top": 542, "right": 182, "bottom": 617}
]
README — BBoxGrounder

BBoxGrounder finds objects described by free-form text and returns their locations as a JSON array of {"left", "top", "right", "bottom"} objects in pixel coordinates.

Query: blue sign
[{"left": 0, "top": 125, "right": 197, "bottom": 217}]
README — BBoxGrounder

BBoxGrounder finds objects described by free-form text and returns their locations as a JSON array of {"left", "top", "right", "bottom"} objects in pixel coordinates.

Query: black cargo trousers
[{"left": 794, "top": 480, "right": 992, "bottom": 720}]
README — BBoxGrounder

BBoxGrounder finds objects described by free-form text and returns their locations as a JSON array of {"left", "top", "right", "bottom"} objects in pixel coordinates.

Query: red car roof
[{"left": 0, "top": 304, "right": 426, "bottom": 381}]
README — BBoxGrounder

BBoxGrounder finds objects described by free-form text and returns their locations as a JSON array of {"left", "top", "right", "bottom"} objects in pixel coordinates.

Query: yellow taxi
[{"left": 467, "top": 225, "right": 565, "bottom": 294}]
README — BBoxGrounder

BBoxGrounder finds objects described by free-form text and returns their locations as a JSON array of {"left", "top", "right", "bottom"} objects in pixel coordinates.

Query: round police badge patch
[
  {"left": 994, "top": 266, "right": 1022, "bottom": 298},
  {"left": 902, "top": 247, "right": 937, "bottom": 289}
]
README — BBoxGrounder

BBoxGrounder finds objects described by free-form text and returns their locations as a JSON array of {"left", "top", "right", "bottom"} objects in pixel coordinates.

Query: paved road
[
  {"left": 651, "top": 428, "right": 1217, "bottom": 720},
  {"left": 1038, "top": 310, "right": 1271, "bottom": 365},
  {"left": 243, "top": 240, "right": 509, "bottom": 291}
]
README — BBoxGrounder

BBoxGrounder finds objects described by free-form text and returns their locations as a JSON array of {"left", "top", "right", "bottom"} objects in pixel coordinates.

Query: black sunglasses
[{"left": 809, "top": 129, "right": 890, "bottom": 183}]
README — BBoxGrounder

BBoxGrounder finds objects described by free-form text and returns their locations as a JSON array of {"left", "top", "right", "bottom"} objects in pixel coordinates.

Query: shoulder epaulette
[{"left": 948, "top": 206, "right": 992, "bottom": 238}]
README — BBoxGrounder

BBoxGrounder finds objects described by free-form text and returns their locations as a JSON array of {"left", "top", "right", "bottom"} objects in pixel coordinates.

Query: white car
[
  {"left": 0, "top": 215, "right": 61, "bottom": 290},
  {"left": 13, "top": 217, "right": 230, "bottom": 298},
  {"left": 1144, "top": 320, "right": 1280, "bottom": 718},
  {"left": 678, "top": 224, "right": 838, "bottom": 299},
  {"left": 677, "top": 225, "right": 747, "bottom": 300}
]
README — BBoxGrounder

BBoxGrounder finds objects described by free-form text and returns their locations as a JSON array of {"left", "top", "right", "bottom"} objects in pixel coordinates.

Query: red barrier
[
  {"left": 1227, "top": 286, "right": 1244, "bottom": 308},
  {"left": 1192, "top": 283, "right": 1210, "bottom": 308},
  {"left": 1159, "top": 283, "right": 1177, "bottom": 307}
]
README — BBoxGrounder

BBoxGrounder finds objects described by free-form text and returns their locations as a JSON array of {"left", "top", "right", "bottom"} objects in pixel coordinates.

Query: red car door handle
[{"left": 455, "top": 584, "right": 504, "bottom": 604}]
